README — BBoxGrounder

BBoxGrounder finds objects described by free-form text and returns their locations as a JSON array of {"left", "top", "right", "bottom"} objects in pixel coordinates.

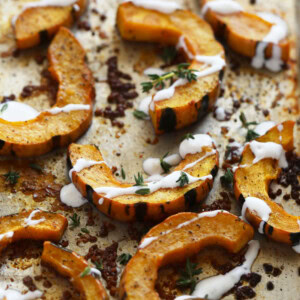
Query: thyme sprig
[
  {"left": 141, "top": 63, "right": 197, "bottom": 93},
  {"left": 118, "top": 253, "right": 132, "bottom": 265},
  {"left": 160, "top": 152, "right": 171, "bottom": 174},
  {"left": 176, "top": 172, "right": 189, "bottom": 187},
  {"left": 4, "top": 171, "right": 20, "bottom": 185},
  {"left": 239, "top": 112, "right": 259, "bottom": 142},
  {"left": 220, "top": 168, "right": 234, "bottom": 190},
  {"left": 69, "top": 213, "right": 80, "bottom": 229},
  {"left": 176, "top": 258, "right": 202, "bottom": 294}
]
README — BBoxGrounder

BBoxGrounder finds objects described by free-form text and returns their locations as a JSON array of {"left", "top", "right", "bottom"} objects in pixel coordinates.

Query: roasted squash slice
[
  {"left": 0, "top": 210, "right": 67, "bottom": 253},
  {"left": 67, "top": 142, "right": 219, "bottom": 222},
  {"left": 14, "top": 0, "right": 87, "bottom": 49},
  {"left": 42, "top": 241, "right": 109, "bottom": 300},
  {"left": 0, "top": 27, "right": 94, "bottom": 157},
  {"left": 234, "top": 120, "right": 300, "bottom": 246},
  {"left": 119, "top": 211, "right": 254, "bottom": 299},
  {"left": 200, "top": 0, "right": 289, "bottom": 62},
  {"left": 117, "top": 2, "right": 225, "bottom": 134}
]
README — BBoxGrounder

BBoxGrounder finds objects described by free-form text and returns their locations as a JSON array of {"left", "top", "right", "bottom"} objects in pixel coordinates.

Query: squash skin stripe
[
  {"left": 234, "top": 120, "right": 300, "bottom": 245},
  {"left": 41, "top": 241, "right": 109, "bottom": 300},
  {"left": 119, "top": 212, "right": 254, "bottom": 299},
  {"left": 67, "top": 143, "right": 219, "bottom": 222},
  {"left": 0, "top": 210, "right": 67, "bottom": 253}
]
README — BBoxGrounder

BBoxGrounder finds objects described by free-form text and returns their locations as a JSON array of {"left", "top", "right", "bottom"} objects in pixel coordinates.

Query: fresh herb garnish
[
  {"left": 133, "top": 109, "right": 148, "bottom": 120},
  {"left": 0, "top": 103, "right": 8, "bottom": 114},
  {"left": 182, "top": 133, "right": 195, "bottom": 141},
  {"left": 220, "top": 168, "right": 234, "bottom": 190},
  {"left": 141, "top": 63, "right": 197, "bottom": 93},
  {"left": 160, "top": 152, "right": 171, "bottom": 174},
  {"left": 81, "top": 227, "right": 90, "bottom": 234},
  {"left": 160, "top": 46, "right": 177, "bottom": 64},
  {"left": 118, "top": 253, "right": 132, "bottom": 265},
  {"left": 121, "top": 166, "right": 126, "bottom": 180},
  {"left": 4, "top": 171, "right": 20, "bottom": 185},
  {"left": 176, "top": 258, "right": 202, "bottom": 294},
  {"left": 80, "top": 267, "right": 91, "bottom": 278},
  {"left": 135, "top": 188, "right": 150, "bottom": 195},
  {"left": 176, "top": 172, "right": 189, "bottom": 187},
  {"left": 134, "top": 172, "right": 145, "bottom": 186},
  {"left": 239, "top": 112, "right": 259, "bottom": 142},
  {"left": 29, "top": 163, "right": 43, "bottom": 172},
  {"left": 94, "top": 260, "right": 103, "bottom": 271},
  {"left": 69, "top": 213, "right": 80, "bottom": 229}
]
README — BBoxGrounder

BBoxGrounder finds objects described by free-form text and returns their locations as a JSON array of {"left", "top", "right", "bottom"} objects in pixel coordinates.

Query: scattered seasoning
[
  {"left": 23, "top": 276, "right": 37, "bottom": 292},
  {"left": 263, "top": 263, "right": 273, "bottom": 274},
  {"left": 95, "top": 56, "right": 138, "bottom": 127},
  {"left": 121, "top": 166, "right": 126, "bottom": 179},
  {"left": 224, "top": 144, "right": 242, "bottom": 166},
  {"left": 4, "top": 171, "right": 20, "bottom": 185},
  {"left": 1, "top": 94, "right": 15, "bottom": 103},
  {"left": 141, "top": 63, "right": 197, "bottom": 93},
  {"left": 77, "top": 20, "right": 91, "bottom": 31},
  {"left": 266, "top": 281, "right": 274, "bottom": 290},
  {"left": 200, "top": 192, "right": 232, "bottom": 212},
  {"left": 69, "top": 213, "right": 80, "bottom": 229},
  {"left": 98, "top": 221, "right": 116, "bottom": 237},
  {"left": 117, "top": 253, "right": 132, "bottom": 265},
  {"left": 176, "top": 172, "right": 189, "bottom": 187},
  {"left": 235, "top": 286, "right": 256, "bottom": 299},
  {"left": 133, "top": 109, "right": 148, "bottom": 120},
  {"left": 220, "top": 169, "right": 234, "bottom": 190},
  {"left": 176, "top": 258, "right": 202, "bottom": 294},
  {"left": 85, "top": 242, "right": 118, "bottom": 296},
  {"left": 160, "top": 152, "right": 172, "bottom": 174},
  {"left": 80, "top": 267, "right": 91, "bottom": 278}
]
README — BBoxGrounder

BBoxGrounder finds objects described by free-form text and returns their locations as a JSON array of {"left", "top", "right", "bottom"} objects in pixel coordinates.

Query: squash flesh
[
  {"left": 117, "top": 3, "right": 224, "bottom": 134},
  {"left": 42, "top": 241, "right": 108, "bottom": 300},
  {"left": 0, "top": 210, "right": 67, "bottom": 253},
  {"left": 68, "top": 143, "right": 219, "bottom": 221},
  {"left": 119, "top": 211, "right": 254, "bottom": 299},
  {"left": 234, "top": 121, "right": 300, "bottom": 245},
  {"left": 14, "top": 0, "right": 87, "bottom": 49},
  {"left": 201, "top": 0, "right": 289, "bottom": 61},
  {"left": 0, "top": 27, "right": 94, "bottom": 157}
]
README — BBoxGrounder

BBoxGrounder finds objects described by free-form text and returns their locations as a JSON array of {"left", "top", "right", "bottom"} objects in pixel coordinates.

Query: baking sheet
[{"left": 0, "top": 0, "right": 299, "bottom": 299}]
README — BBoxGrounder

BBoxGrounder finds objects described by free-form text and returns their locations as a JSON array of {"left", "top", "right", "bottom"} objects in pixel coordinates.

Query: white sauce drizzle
[
  {"left": 292, "top": 220, "right": 300, "bottom": 253},
  {"left": 179, "top": 134, "right": 214, "bottom": 159},
  {"left": 124, "top": 0, "right": 182, "bottom": 14},
  {"left": 143, "top": 154, "right": 181, "bottom": 177},
  {"left": 12, "top": 0, "right": 77, "bottom": 26},
  {"left": 0, "top": 231, "right": 14, "bottom": 241},
  {"left": 0, "top": 101, "right": 39, "bottom": 122},
  {"left": 143, "top": 67, "right": 165, "bottom": 76},
  {"left": 95, "top": 171, "right": 212, "bottom": 199},
  {"left": 69, "top": 158, "right": 107, "bottom": 179},
  {"left": 60, "top": 183, "right": 88, "bottom": 207},
  {"left": 254, "top": 121, "right": 275, "bottom": 136},
  {"left": 251, "top": 12, "right": 288, "bottom": 72},
  {"left": 46, "top": 104, "right": 90, "bottom": 115},
  {"left": 241, "top": 197, "right": 271, "bottom": 234},
  {"left": 201, "top": 0, "right": 244, "bottom": 17},
  {"left": 0, "top": 102, "right": 90, "bottom": 122},
  {"left": 137, "top": 96, "right": 152, "bottom": 117},
  {"left": 176, "top": 240, "right": 260, "bottom": 300},
  {"left": 0, "top": 288, "right": 43, "bottom": 300},
  {"left": 139, "top": 210, "right": 229, "bottom": 249},
  {"left": 249, "top": 140, "right": 287, "bottom": 168},
  {"left": 24, "top": 210, "right": 45, "bottom": 227},
  {"left": 215, "top": 107, "right": 226, "bottom": 121},
  {"left": 182, "top": 150, "right": 216, "bottom": 171}
]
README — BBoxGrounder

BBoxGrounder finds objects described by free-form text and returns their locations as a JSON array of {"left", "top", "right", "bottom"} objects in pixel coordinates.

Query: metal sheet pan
[{"left": 0, "top": 0, "right": 299, "bottom": 299}]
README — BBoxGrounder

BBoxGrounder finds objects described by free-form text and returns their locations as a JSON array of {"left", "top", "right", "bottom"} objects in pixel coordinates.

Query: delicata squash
[
  {"left": 0, "top": 210, "right": 67, "bottom": 253},
  {"left": 119, "top": 211, "right": 254, "bottom": 299},
  {"left": 14, "top": 0, "right": 87, "bottom": 49},
  {"left": 200, "top": 0, "right": 289, "bottom": 65},
  {"left": 0, "top": 27, "right": 94, "bottom": 157},
  {"left": 42, "top": 242, "right": 109, "bottom": 300},
  {"left": 67, "top": 136, "right": 219, "bottom": 222},
  {"left": 117, "top": 2, "right": 225, "bottom": 134},
  {"left": 234, "top": 121, "right": 300, "bottom": 247}
]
